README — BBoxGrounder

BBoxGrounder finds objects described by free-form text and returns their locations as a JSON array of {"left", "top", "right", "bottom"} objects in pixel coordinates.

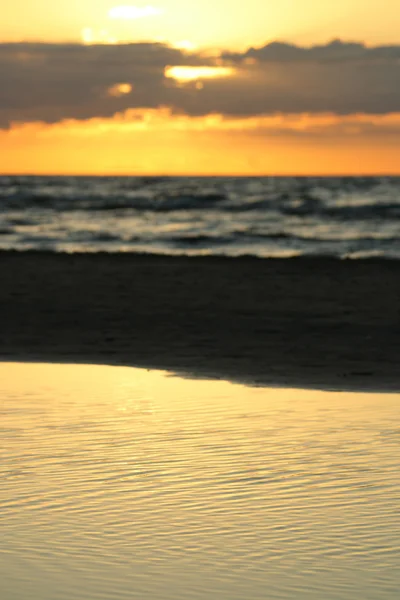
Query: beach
[{"left": 0, "top": 251, "right": 399, "bottom": 391}]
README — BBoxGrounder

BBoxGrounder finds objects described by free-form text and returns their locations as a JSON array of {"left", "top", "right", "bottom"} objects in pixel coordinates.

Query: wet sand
[{"left": 0, "top": 251, "right": 399, "bottom": 391}]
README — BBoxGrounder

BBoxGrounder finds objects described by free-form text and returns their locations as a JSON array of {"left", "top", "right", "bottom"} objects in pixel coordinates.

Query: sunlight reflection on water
[{"left": 1, "top": 363, "right": 399, "bottom": 600}]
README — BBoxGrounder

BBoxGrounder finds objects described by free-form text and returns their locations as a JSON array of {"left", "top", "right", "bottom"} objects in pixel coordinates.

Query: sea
[{"left": 1, "top": 175, "right": 399, "bottom": 258}]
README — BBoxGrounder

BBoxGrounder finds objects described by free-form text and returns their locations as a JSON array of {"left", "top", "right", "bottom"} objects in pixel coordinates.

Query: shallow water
[{"left": 1, "top": 363, "right": 399, "bottom": 600}]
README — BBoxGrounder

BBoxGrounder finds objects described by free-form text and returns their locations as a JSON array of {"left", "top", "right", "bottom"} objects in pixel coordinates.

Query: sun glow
[
  {"left": 108, "top": 5, "right": 163, "bottom": 19},
  {"left": 81, "top": 27, "right": 117, "bottom": 45},
  {"left": 108, "top": 83, "right": 133, "bottom": 97},
  {"left": 165, "top": 66, "right": 234, "bottom": 82},
  {"left": 3, "top": 109, "right": 399, "bottom": 176},
  {"left": 173, "top": 40, "right": 197, "bottom": 51}
]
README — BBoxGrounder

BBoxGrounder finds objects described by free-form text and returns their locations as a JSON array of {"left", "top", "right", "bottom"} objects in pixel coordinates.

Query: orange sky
[
  {"left": 1, "top": 1, "right": 399, "bottom": 175},
  {"left": 3, "top": 111, "right": 399, "bottom": 175},
  {"left": 2, "top": 0, "right": 400, "bottom": 48}
]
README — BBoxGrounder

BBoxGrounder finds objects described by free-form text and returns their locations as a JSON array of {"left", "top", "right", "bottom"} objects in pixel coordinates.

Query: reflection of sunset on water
[{"left": 1, "top": 362, "right": 399, "bottom": 600}]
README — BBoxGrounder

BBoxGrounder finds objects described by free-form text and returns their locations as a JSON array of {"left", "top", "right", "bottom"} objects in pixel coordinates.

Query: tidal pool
[{"left": 0, "top": 363, "right": 399, "bottom": 599}]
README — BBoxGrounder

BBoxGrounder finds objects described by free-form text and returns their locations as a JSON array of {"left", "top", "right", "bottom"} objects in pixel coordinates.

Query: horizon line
[{"left": 1, "top": 172, "right": 399, "bottom": 178}]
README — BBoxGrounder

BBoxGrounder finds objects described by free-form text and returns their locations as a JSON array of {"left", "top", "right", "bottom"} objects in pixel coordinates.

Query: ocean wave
[
  {"left": 162, "top": 230, "right": 400, "bottom": 248},
  {"left": 321, "top": 203, "right": 400, "bottom": 220},
  {"left": 4, "top": 194, "right": 399, "bottom": 220},
  {"left": 1, "top": 176, "right": 400, "bottom": 259},
  {"left": 0, "top": 191, "right": 229, "bottom": 212},
  {"left": 1, "top": 179, "right": 400, "bottom": 221},
  {"left": 166, "top": 233, "right": 235, "bottom": 246}
]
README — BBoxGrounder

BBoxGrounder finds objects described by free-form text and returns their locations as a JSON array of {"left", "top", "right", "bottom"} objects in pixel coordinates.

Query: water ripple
[{"left": 0, "top": 363, "right": 399, "bottom": 600}]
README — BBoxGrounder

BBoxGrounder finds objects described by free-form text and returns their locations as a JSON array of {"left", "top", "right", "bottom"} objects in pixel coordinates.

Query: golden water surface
[{"left": 1, "top": 363, "right": 399, "bottom": 599}]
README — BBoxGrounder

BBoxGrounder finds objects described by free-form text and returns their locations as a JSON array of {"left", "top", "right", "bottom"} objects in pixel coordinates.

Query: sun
[{"left": 165, "top": 66, "right": 235, "bottom": 82}]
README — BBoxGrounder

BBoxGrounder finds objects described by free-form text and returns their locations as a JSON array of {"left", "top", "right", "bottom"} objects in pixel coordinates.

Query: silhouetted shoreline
[{"left": 0, "top": 251, "right": 399, "bottom": 391}]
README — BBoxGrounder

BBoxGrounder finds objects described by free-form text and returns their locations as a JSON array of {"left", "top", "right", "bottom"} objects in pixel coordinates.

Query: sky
[{"left": 1, "top": 1, "right": 400, "bottom": 174}]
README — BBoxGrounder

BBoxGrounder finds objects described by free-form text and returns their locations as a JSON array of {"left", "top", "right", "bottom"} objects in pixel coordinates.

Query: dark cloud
[
  {"left": 222, "top": 39, "right": 400, "bottom": 62},
  {"left": 0, "top": 42, "right": 205, "bottom": 126},
  {"left": 0, "top": 40, "right": 399, "bottom": 128}
]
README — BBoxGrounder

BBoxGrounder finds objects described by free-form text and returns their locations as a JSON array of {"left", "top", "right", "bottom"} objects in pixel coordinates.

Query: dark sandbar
[{"left": 0, "top": 251, "right": 399, "bottom": 391}]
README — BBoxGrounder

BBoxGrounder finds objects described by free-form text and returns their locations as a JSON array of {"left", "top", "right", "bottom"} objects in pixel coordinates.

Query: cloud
[
  {"left": 0, "top": 40, "right": 399, "bottom": 128},
  {"left": 222, "top": 39, "right": 400, "bottom": 63},
  {"left": 20, "top": 110, "right": 400, "bottom": 140}
]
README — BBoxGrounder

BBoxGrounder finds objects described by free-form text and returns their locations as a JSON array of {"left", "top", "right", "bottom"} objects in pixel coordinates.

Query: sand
[{"left": 0, "top": 251, "right": 399, "bottom": 391}]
